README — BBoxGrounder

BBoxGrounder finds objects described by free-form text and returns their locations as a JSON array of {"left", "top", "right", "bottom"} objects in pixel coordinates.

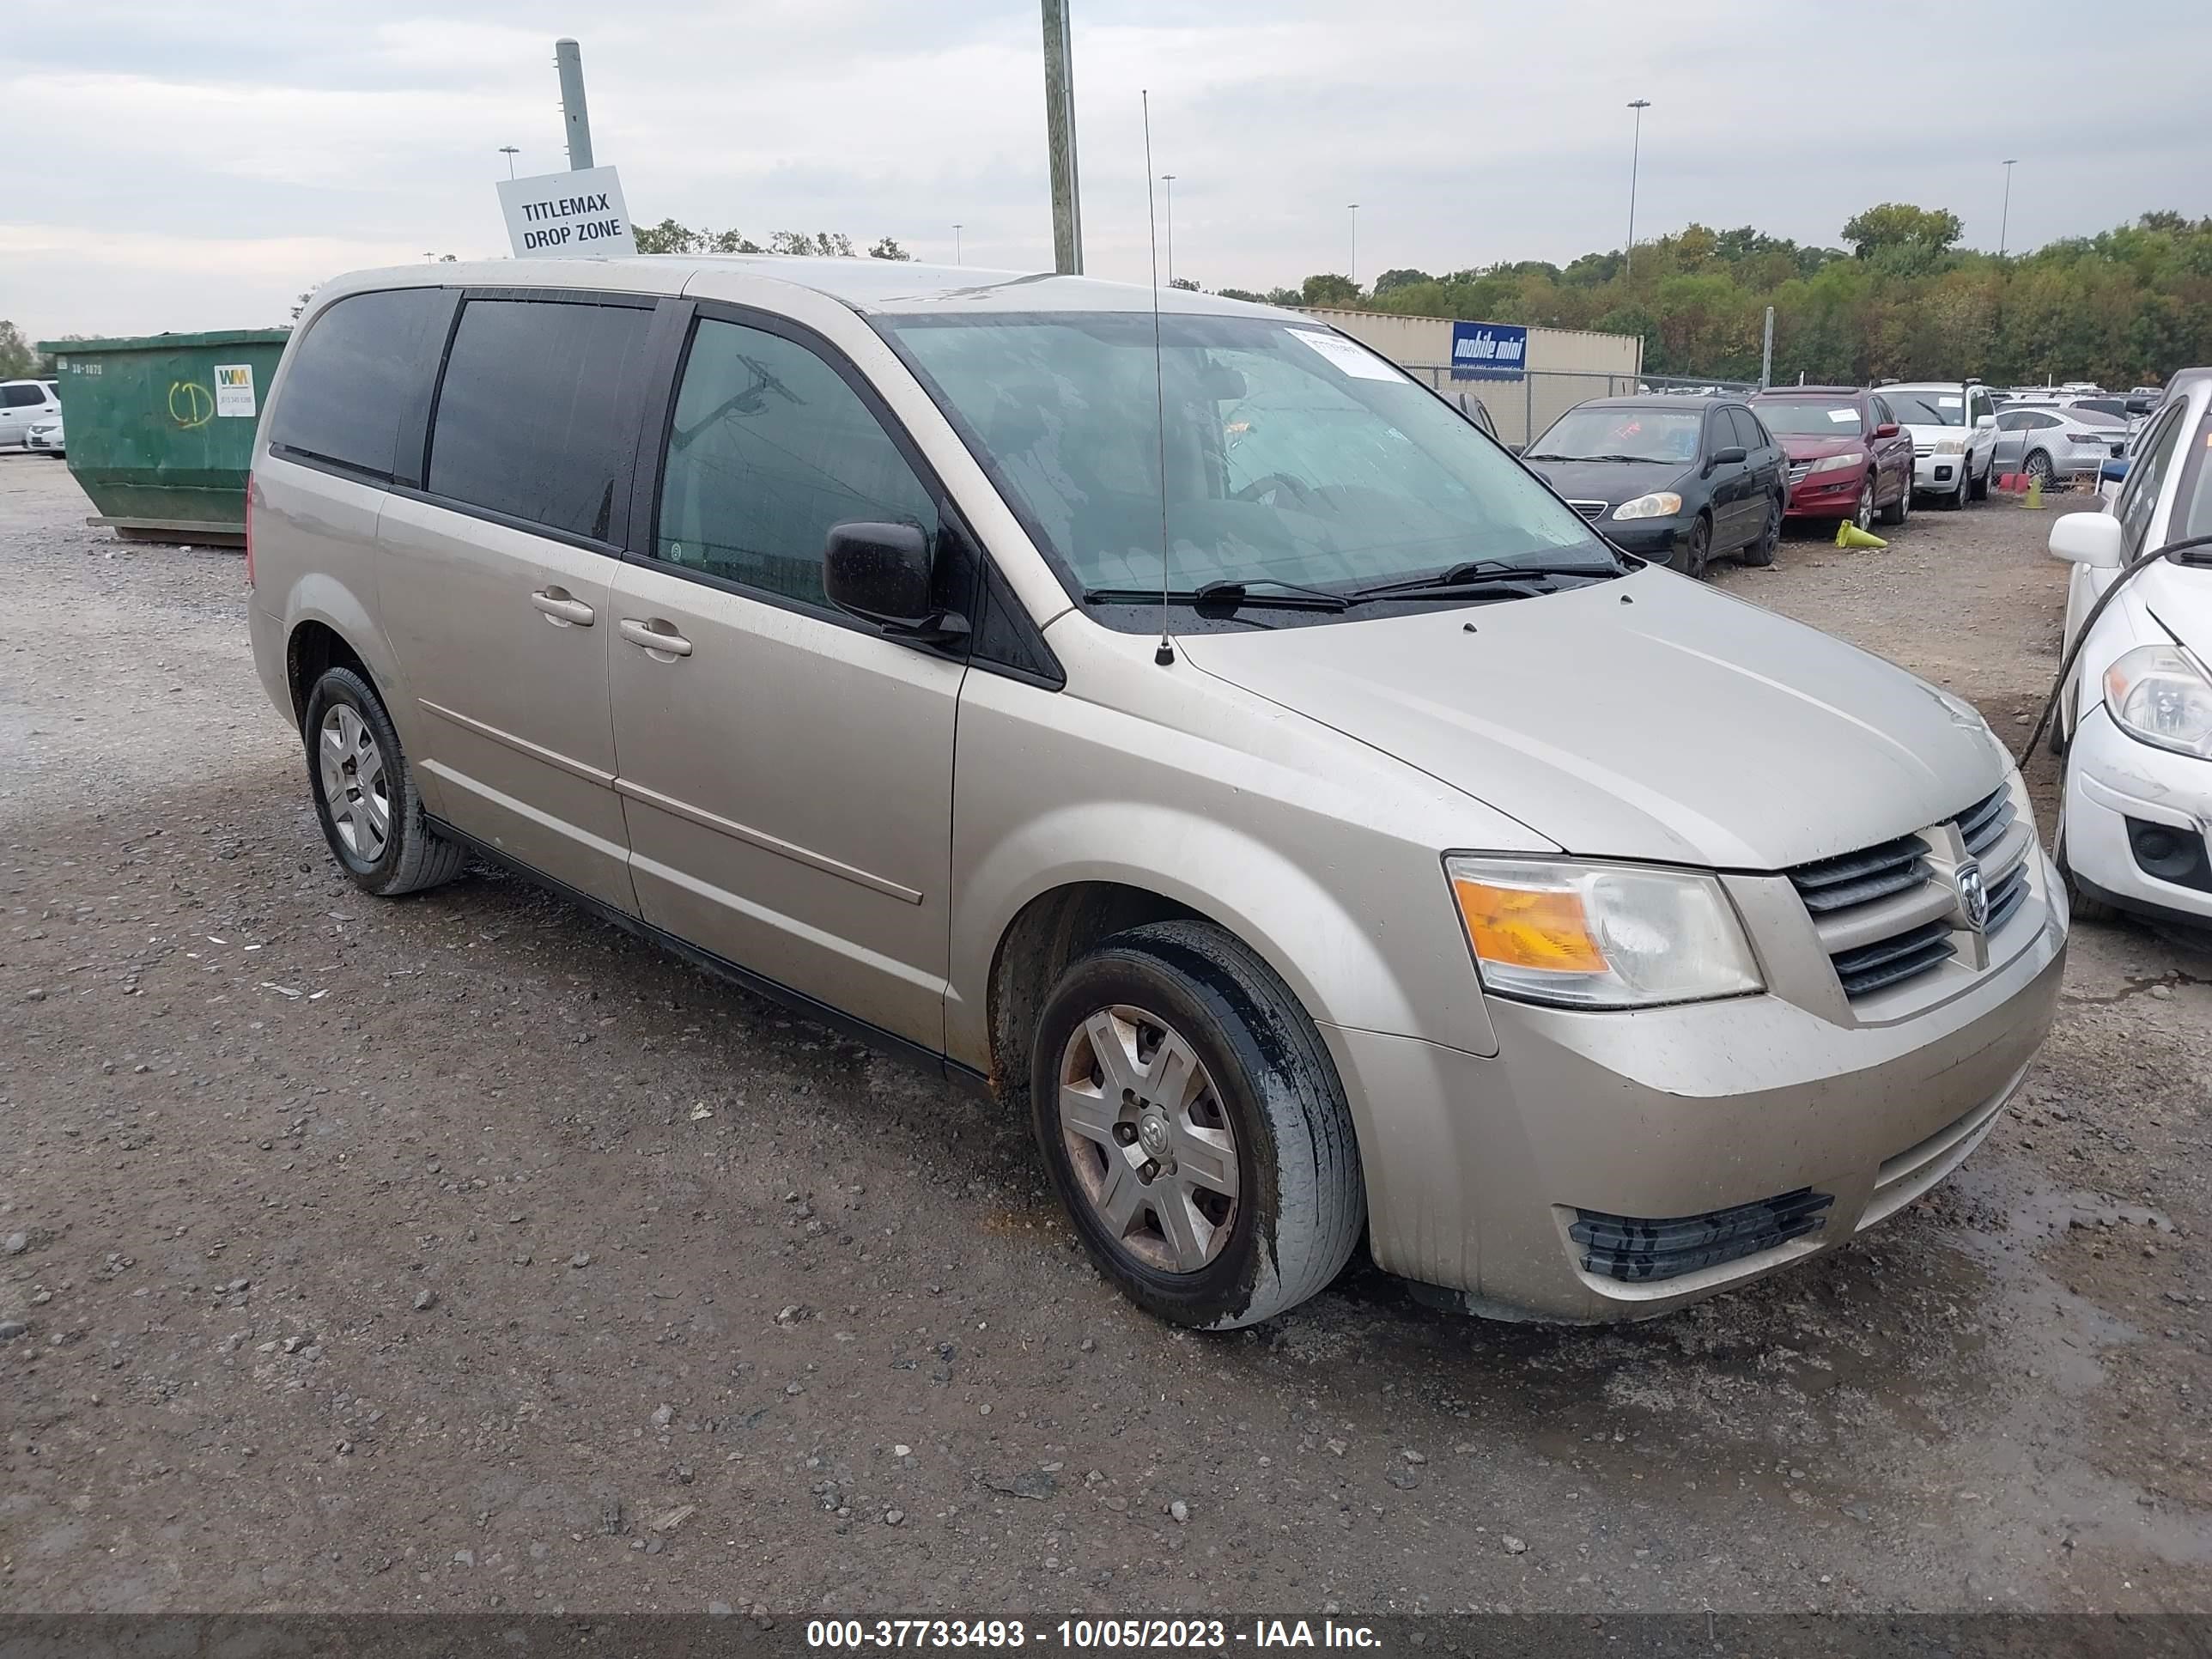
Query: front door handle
[
  {"left": 619, "top": 617, "right": 693, "bottom": 658},
  {"left": 532, "top": 587, "right": 596, "bottom": 627}
]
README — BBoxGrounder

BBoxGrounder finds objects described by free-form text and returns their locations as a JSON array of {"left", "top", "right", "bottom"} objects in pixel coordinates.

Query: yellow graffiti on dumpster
[{"left": 168, "top": 381, "right": 214, "bottom": 428}]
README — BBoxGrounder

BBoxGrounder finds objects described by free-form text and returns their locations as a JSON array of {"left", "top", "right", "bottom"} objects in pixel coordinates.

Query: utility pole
[
  {"left": 1626, "top": 99, "right": 1650, "bottom": 276},
  {"left": 1040, "top": 0, "right": 1084, "bottom": 274},
  {"left": 1161, "top": 174, "right": 1176, "bottom": 286},
  {"left": 498, "top": 145, "right": 520, "bottom": 179},
  {"left": 1999, "top": 159, "right": 2018, "bottom": 257},
  {"left": 555, "top": 38, "right": 594, "bottom": 171},
  {"left": 1347, "top": 204, "right": 1359, "bottom": 286},
  {"left": 1759, "top": 305, "right": 1775, "bottom": 390},
  {"left": 953, "top": 224, "right": 963, "bottom": 265}
]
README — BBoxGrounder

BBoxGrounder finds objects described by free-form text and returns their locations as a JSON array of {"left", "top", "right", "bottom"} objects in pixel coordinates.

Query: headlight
[
  {"left": 1444, "top": 855, "right": 1764, "bottom": 1009},
  {"left": 2104, "top": 645, "right": 2212, "bottom": 758},
  {"left": 1932, "top": 437, "right": 1966, "bottom": 455},
  {"left": 1807, "top": 451, "right": 1865, "bottom": 476},
  {"left": 1612, "top": 492, "right": 1681, "bottom": 520}
]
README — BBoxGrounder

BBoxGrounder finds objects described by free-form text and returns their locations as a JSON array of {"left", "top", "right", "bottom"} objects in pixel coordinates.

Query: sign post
[{"left": 497, "top": 166, "right": 636, "bottom": 259}]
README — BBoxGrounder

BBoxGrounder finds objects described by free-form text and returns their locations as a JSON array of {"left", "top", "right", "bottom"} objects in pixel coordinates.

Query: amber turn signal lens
[{"left": 1451, "top": 877, "right": 1608, "bottom": 975}]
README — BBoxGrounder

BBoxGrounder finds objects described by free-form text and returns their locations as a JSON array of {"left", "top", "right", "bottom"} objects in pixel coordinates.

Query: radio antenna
[{"left": 1143, "top": 89, "right": 1175, "bottom": 667}]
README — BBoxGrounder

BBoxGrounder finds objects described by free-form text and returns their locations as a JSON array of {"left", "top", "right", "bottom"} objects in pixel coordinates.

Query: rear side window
[
  {"left": 270, "top": 289, "right": 454, "bottom": 480},
  {"left": 653, "top": 316, "right": 938, "bottom": 606},
  {"left": 428, "top": 299, "right": 652, "bottom": 543},
  {"left": 3, "top": 384, "right": 46, "bottom": 408}
]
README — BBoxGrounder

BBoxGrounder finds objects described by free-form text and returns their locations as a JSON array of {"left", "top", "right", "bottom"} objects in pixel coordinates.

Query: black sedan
[{"left": 1520, "top": 396, "right": 1788, "bottom": 577}]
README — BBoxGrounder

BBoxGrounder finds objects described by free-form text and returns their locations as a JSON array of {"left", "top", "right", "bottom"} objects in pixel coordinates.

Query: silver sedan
[{"left": 1991, "top": 404, "right": 2128, "bottom": 485}]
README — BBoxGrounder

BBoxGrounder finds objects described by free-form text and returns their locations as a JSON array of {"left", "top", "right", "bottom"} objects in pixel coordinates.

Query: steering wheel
[{"left": 1232, "top": 471, "right": 1316, "bottom": 507}]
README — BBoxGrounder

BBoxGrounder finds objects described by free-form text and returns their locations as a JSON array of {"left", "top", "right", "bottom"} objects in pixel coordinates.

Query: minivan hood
[
  {"left": 1175, "top": 567, "right": 2007, "bottom": 870},
  {"left": 1521, "top": 457, "right": 1688, "bottom": 507}
]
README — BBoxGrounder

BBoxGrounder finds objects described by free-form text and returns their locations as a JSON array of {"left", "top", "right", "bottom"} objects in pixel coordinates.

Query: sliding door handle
[
  {"left": 532, "top": 588, "right": 596, "bottom": 627},
  {"left": 618, "top": 617, "right": 693, "bottom": 658}
]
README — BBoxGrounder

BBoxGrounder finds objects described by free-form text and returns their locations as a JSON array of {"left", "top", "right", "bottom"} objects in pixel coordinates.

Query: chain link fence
[{"left": 1402, "top": 367, "right": 1759, "bottom": 448}]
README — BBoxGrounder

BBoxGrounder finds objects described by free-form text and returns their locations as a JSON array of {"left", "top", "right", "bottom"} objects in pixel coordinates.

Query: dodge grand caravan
[{"left": 247, "top": 259, "right": 2067, "bottom": 1329}]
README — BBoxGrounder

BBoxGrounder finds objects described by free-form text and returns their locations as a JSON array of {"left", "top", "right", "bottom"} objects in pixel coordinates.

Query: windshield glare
[
  {"left": 1527, "top": 405, "right": 1702, "bottom": 464},
  {"left": 1753, "top": 401, "right": 1863, "bottom": 437},
  {"left": 1886, "top": 388, "right": 1966, "bottom": 426},
  {"left": 881, "top": 313, "right": 1608, "bottom": 605}
]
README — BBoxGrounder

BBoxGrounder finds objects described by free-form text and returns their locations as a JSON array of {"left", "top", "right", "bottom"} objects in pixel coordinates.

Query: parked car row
[{"left": 0, "top": 378, "right": 60, "bottom": 449}]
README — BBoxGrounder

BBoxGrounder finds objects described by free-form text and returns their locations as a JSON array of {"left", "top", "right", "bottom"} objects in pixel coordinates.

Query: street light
[
  {"left": 1161, "top": 174, "right": 1176, "bottom": 286},
  {"left": 1347, "top": 203, "right": 1359, "bottom": 287},
  {"left": 1625, "top": 100, "right": 1651, "bottom": 276},
  {"left": 953, "top": 223, "right": 963, "bottom": 265},
  {"left": 1999, "top": 159, "right": 2019, "bottom": 257},
  {"left": 498, "top": 145, "right": 520, "bottom": 179}
]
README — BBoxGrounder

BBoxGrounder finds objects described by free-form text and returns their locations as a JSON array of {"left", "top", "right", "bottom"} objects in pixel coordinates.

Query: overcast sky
[{"left": 9, "top": 0, "right": 2209, "bottom": 340}]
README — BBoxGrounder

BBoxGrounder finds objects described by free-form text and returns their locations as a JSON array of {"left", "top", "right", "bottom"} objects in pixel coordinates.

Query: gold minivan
[{"left": 248, "top": 258, "right": 2066, "bottom": 1328}]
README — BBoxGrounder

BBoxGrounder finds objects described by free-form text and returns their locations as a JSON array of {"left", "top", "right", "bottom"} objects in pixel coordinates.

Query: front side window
[
  {"left": 428, "top": 299, "right": 651, "bottom": 542},
  {"left": 269, "top": 288, "right": 453, "bottom": 480},
  {"left": 2117, "top": 403, "right": 2191, "bottom": 559},
  {"left": 654, "top": 317, "right": 937, "bottom": 607},
  {"left": 884, "top": 312, "right": 1606, "bottom": 611}
]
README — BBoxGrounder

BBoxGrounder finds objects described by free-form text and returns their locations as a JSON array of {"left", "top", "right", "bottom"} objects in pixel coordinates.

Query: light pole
[
  {"left": 1347, "top": 203, "right": 1359, "bottom": 287},
  {"left": 498, "top": 145, "right": 520, "bottom": 179},
  {"left": 1161, "top": 174, "right": 1176, "bottom": 286},
  {"left": 1625, "top": 99, "right": 1651, "bottom": 276},
  {"left": 1999, "top": 159, "right": 2018, "bottom": 257},
  {"left": 953, "top": 223, "right": 963, "bottom": 265}
]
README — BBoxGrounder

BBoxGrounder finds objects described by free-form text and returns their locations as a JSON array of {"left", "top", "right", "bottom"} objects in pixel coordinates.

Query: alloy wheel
[
  {"left": 1855, "top": 479, "right": 1875, "bottom": 530},
  {"left": 1057, "top": 1005, "right": 1240, "bottom": 1274},
  {"left": 319, "top": 704, "right": 391, "bottom": 863}
]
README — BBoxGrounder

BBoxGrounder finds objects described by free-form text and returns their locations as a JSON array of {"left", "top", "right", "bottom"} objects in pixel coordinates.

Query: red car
[{"left": 1748, "top": 386, "right": 1915, "bottom": 531}]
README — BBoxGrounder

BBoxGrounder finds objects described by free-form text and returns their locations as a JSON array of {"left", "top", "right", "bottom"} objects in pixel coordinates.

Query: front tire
[
  {"left": 1030, "top": 921, "right": 1364, "bottom": 1330},
  {"left": 1674, "top": 514, "right": 1712, "bottom": 579},
  {"left": 1942, "top": 465, "right": 1969, "bottom": 510},
  {"left": 1879, "top": 473, "right": 1911, "bottom": 526},
  {"left": 1970, "top": 454, "right": 1991, "bottom": 501},
  {"left": 2026, "top": 449, "right": 2055, "bottom": 489},
  {"left": 1741, "top": 495, "right": 1780, "bottom": 567},
  {"left": 302, "top": 666, "right": 468, "bottom": 897},
  {"left": 1852, "top": 477, "right": 1876, "bottom": 532}
]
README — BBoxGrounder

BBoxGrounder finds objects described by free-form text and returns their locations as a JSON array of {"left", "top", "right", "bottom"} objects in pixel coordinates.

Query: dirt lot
[{"left": 3, "top": 453, "right": 2207, "bottom": 1616}]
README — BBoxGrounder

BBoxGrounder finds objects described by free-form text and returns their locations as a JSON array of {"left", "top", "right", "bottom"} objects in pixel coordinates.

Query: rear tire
[
  {"left": 1030, "top": 921, "right": 1364, "bottom": 1330},
  {"left": 302, "top": 666, "right": 468, "bottom": 898},
  {"left": 1879, "top": 473, "right": 1911, "bottom": 526}
]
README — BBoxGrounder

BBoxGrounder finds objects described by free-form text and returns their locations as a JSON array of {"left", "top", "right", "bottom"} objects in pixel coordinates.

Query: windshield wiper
[
  {"left": 1521, "top": 452, "right": 1576, "bottom": 461},
  {"left": 1085, "top": 580, "right": 1348, "bottom": 612},
  {"left": 1346, "top": 557, "right": 1621, "bottom": 602}
]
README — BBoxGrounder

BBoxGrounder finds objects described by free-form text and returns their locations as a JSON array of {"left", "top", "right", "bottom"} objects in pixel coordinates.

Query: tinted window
[
  {"left": 270, "top": 289, "right": 453, "bottom": 479},
  {"left": 428, "top": 299, "right": 651, "bottom": 542},
  {"left": 2116, "top": 403, "right": 2189, "bottom": 559},
  {"left": 3, "top": 384, "right": 46, "bottom": 408},
  {"left": 1726, "top": 408, "right": 1766, "bottom": 449},
  {"left": 654, "top": 317, "right": 937, "bottom": 606}
]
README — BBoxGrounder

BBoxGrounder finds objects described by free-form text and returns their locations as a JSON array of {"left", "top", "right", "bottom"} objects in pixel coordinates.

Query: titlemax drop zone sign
[{"left": 497, "top": 167, "right": 637, "bottom": 258}]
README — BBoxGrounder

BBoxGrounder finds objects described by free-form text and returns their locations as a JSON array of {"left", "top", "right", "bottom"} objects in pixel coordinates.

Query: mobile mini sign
[
  {"left": 1449, "top": 320, "right": 1529, "bottom": 381},
  {"left": 496, "top": 166, "right": 637, "bottom": 259}
]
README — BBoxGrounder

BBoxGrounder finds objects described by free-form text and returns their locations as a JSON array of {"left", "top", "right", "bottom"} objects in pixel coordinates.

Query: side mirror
[
  {"left": 2048, "top": 511, "right": 2124, "bottom": 569},
  {"left": 1974, "top": 412, "right": 1996, "bottom": 428},
  {"left": 1708, "top": 445, "right": 1748, "bottom": 471},
  {"left": 823, "top": 522, "right": 968, "bottom": 641},
  {"left": 1875, "top": 422, "right": 1899, "bottom": 439}
]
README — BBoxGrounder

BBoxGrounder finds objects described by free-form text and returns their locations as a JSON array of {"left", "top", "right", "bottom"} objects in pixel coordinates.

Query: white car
[
  {"left": 0, "top": 379, "right": 60, "bottom": 448},
  {"left": 26, "top": 412, "right": 64, "bottom": 456},
  {"left": 2050, "top": 371, "right": 2212, "bottom": 927},
  {"left": 1883, "top": 381, "right": 1998, "bottom": 508}
]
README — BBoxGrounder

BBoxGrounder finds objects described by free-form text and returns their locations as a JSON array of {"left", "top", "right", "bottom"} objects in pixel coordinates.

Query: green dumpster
[{"left": 37, "top": 328, "right": 290, "bottom": 544}]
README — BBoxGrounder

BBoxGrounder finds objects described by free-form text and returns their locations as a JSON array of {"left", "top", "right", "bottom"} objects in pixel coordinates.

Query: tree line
[{"left": 1207, "top": 204, "right": 2212, "bottom": 389}]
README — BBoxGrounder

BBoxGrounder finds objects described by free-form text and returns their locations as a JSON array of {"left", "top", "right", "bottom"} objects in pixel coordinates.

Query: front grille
[
  {"left": 1571, "top": 1189, "right": 1834, "bottom": 1283},
  {"left": 1567, "top": 500, "right": 1607, "bottom": 521},
  {"left": 1914, "top": 442, "right": 1935, "bottom": 458},
  {"left": 1787, "top": 461, "right": 1814, "bottom": 486},
  {"left": 1786, "top": 781, "right": 2034, "bottom": 1003}
]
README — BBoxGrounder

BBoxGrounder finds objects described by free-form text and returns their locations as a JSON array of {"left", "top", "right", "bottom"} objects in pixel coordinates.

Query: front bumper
[
  {"left": 2063, "top": 704, "right": 2212, "bottom": 923},
  {"left": 1784, "top": 471, "right": 1864, "bottom": 519},
  {"left": 1324, "top": 867, "right": 2067, "bottom": 1322},
  {"left": 1601, "top": 516, "right": 1687, "bottom": 560},
  {"left": 25, "top": 428, "right": 63, "bottom": 453},
  {"left": 1912, "top": 453, "right": 1966, "bottom": 490}
]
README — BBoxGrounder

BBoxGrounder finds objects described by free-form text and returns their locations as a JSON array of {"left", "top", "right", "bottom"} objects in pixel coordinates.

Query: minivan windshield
[
  {"left": 880, "top": 312, "right": 1611, "bottom": 613},
  {"left": 1523, "top": 405, "right": 1702, "bottom": 464},
  {"left": 1751, "top": 401, "right": 1863, "bottom": 436},
  {"left": 1885, "top": 387, "right": 1966, "bottom": 426}
]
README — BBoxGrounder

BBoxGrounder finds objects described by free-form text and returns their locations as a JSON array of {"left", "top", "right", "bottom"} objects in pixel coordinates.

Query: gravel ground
[{"left": 3, "top": 453, "right": 2208, "bottom": 1616}]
